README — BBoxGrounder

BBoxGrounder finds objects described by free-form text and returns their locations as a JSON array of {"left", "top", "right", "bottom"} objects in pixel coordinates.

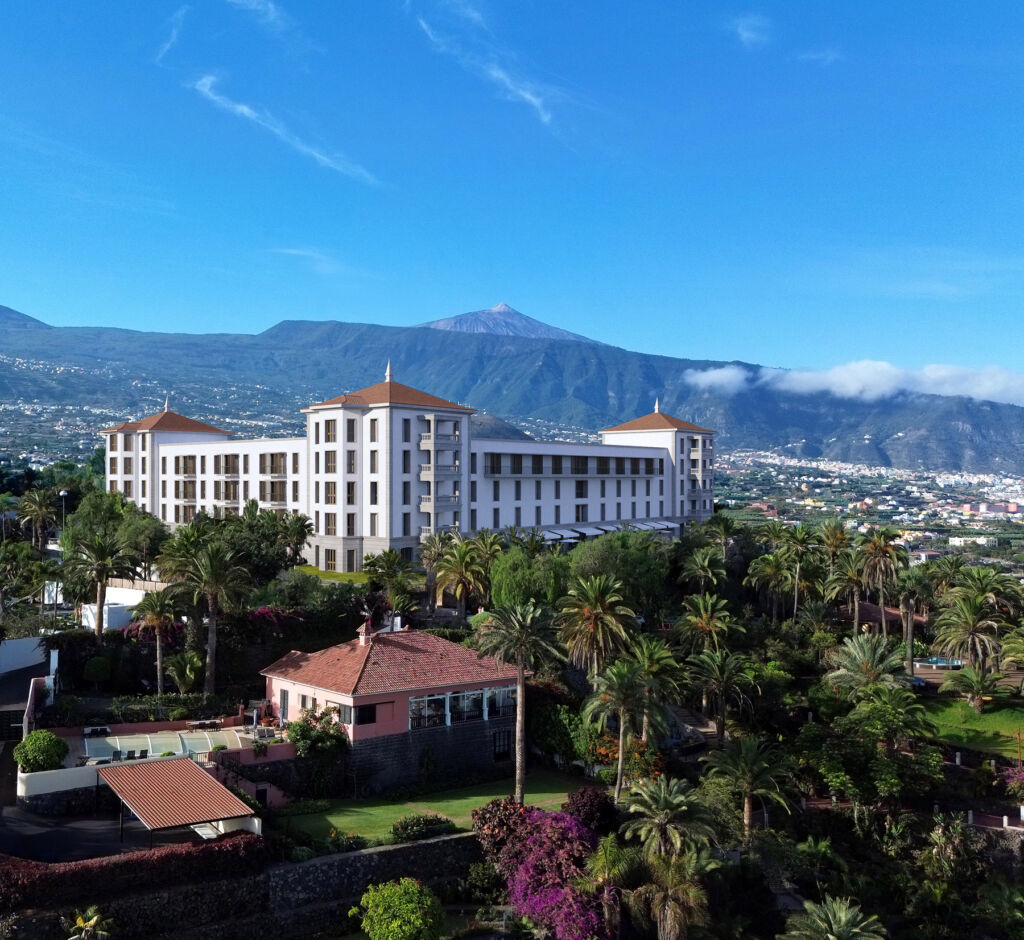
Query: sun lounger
[
  {"left": 126, "top": 750, "right": 136, "bottom": 760},
  {"left": 139, "top": 748, "right": 148, "bottom": 759},
  {"left": 111, "top": 750, "right": 122, "bottom": 761}
]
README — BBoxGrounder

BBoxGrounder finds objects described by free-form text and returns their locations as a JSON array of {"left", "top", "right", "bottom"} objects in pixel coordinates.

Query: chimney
[{"left": 358, "top": 620, "right": 372, "bottom": 646}]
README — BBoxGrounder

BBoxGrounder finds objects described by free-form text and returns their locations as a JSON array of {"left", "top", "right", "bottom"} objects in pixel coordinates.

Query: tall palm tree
[
  {"left": 677, "top": 593, "right": 736, "bottom": 653},
  {"left": 781, "top": 896, "right": 887, "bottom": 939},
  {"left": 176, "top": 541, "right": 250, "bottom": 697},
  {"left": 783, "top": 525, "right": 820, "bottom": 620},
  {"left": 583, "top": 660, "right": 645, "bottom": 801},
  {"left": 895, "top": 567, "right": 933, "bottom": 677},
  {"left": 703, "top": 513, "right": 738, "bottom": 558},
  {"left": 855, "top": 527, "right": 908, "bottom": 640},
  {"left": 950, "top": 566, "right": 1023, "bottom": 620},
  {"left": 680, "top": 546, "right": 726, "bottom": 595},
  {"left": 933, "top": 595, "right": 1004, "bottom": 671},
  {"left": 469, "top": 529, "right": 504, "bottom": 603},
  {"left": 819, "top": 520, "right": 851, "bottom": 579},
  {"left": 629, "top": 850, "right": 711, "bottom": 940},
  {"left": 621, "top": 776, "right": 715, "bottom": 858},
  {"left": 688, "top": 649, "right": 753, "bottom": 748},
  {"left": 825, "top": 550, "right": 866, "bottom": 635},
  {"left": 281, "top": 512, "right": 314, "bottom": 568},
  {"left": 418, "top": 531, "right": 451, "bottom": 615},
  {"left": 17, "top": 488, "right": 56, "bottom": 552},
  {"left": 744, "top": 553, "right": 790, "bottom": 624},
  {"left": 702, "top": 736, "right": 792, "bottom": 846},
  {"left": 757, "top": 519, "right": 789, "bottom": 553},
  {"left": 434, "top": 539, "right": 486, "bottom": 619},
  {"left": 133, "top": 587, "right": 180, "bottom": 696},
  {"left": 940, "top": 664, "right": 1003, "bottom": 714},
  {"left": 67, "top": 535, "right": 138, "bottom": 638},
  {"left": 557, "top": 575, "right": 634, "bottom": 686},
  {"left": 362, "top": 548, "right": 412, "bottom": 592},
  {"left": 582, "top": 834, "right": 642, "bottom": 939},
  {"left": 628, "top": 635, "right": 680, "bottom": 742},
  {"left": 824, "top": 634, "right": 908, "bottom": 700},
  {"left": 0, "top": 491, "right": 17, "bottom": 540},
  {"left": 476, "top": 601, "right": 562, "bottom": 803},
  {"left": 926, "top": 554, "right": 966, "bottom": 600}
]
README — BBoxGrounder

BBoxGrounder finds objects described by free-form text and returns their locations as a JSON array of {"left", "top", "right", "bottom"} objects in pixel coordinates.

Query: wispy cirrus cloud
[
  {"left": 155, "top": 6, "right": 189, "bottom": 66},
  {"left": 414, "top": 4, "right": 562, "bottom": 127},
  {"left": 190, "top": 75, "right": 378, "bottom": 185},
  {"left": 271, "top": 247, "right": 349, "bottom": 276},
  {"left": 798, "top": 48, "right": 842, "bottom": 66},
  {"left": 729, "top": 13, "right": 771, "bottom": 48},
  {"left": 225, "top": 0, "right": 289, "bottom": 33}
]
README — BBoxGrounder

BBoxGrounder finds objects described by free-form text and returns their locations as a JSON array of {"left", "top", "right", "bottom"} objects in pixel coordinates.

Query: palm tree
[
  {"left": 0, "top": 491, "right": 17, "bottom": 540},
  {"left": 282, "top": 512, "right": 314, "bottom": 568},
  {"left": 781, "top": 896, "right": 887, "bottom": 939},
  {"left": 17, "top": 488, "right": 56, "bottom": 552},
  {"left": 688, "top": 649, "right": 753, "bottom": 748},
  {"left": 757, "top": 519, "right": 789, "bottom": 553},
  {"left": 824, "top": 635, "right": 908, "bottom": 700},
  {"left": 628, "top": 635, "right": 680, "bottom": 742},
  {"left": 825, "top": 550, "right": 866, "bottom": 635},
  {"left": 67, "top": 535, "right": 138, "bottom": 638},
  {"left": 176, "top": 541, "right": 250, "bottom": 697},
  {"left": 852, "top": 686, "right": 937, "bottom": 754},
  {"left": 940, "top": 665, "right": 1003, "bottom": 714},
  {"left": 703, "top": 513, "right": 738, "bottom": 558},
  {"left": 469, "top": 529, "right": 504, "bottom": 603},
  {"left": 582, "top": 833, "right": 641, "bottom": 939},
  {"left": 676, "top": 593, "right": 736, "bottom": 653},
  {"left": 476, "top": 601, "right": 562, "bottom": 803},
  {"left": 744, "top": 553, "right": 790, "bottom": 624},
  {"left": 629, "top": 850, "right": 711, "bottom": 940},
  {"left": 855, "top": 527, "right": 908, "bottom": 640},
  {"left": 418, "top": 531, "right": 451, "bottom": 615},
  {"left": 557, "top": 575, "right": 634, "bottom": 686},
  {"left": 133, "top": 587, "right": 179, "bottom": 696},
  {"left": 583, "top": 660, "right": 645, "bottom": 801},
  {"left": 819, "top": 520, "right": 851, "bottom": 579},
  {"left": 702, "top": 736, "right": 791, "bottom": 846},
  {"left": 362, "top": 548, "right": 412, "bottom": 592},
  {"left": 926, "top": 554, "right": 966, "bottom": 600},
  {"left": 621, "top": 776, "right": 715, "bottom": 858},
  {"left": 933, "top": 595, "right": 1004, "bottom": 671},
  {"left": 680, "top": 546, "right": 726, "bottom": 594},
  {"left": 895, "top": 567, "right": 933, "bottom": 677},
  {"left": 950, "top": 566, "right": 1023, "bottom": 620},
  {"left": 434, "top": 539, "right": 486, "bottom": 619},
  {"left": 782, "top": 525, "right": 820, "bottom": 620},
  {"left": 164, "top": 650, "right": 203, "bottom": 693}
]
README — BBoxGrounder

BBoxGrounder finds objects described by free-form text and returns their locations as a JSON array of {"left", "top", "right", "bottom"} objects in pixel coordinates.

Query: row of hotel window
[{"left": 279, "top": 686, "right": 516, "bottom": 729}]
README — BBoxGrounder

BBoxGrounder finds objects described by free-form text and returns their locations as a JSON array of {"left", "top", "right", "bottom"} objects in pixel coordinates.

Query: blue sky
[{"left": 2, "top": 2, "right": 1023, "bottom": 391}]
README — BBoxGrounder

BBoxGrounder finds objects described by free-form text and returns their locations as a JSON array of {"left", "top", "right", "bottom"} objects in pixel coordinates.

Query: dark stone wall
[
  {"left": 351, "top": 718, "right": 514, "bottom": 793},
  {"left": 17, "top": 785, "right": 119, "bottom": 817}
]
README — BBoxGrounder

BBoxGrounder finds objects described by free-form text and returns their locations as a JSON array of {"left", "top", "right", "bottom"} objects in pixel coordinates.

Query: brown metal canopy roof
[{"left": 98, "top": 758, "right": 253, "bottom": 831}]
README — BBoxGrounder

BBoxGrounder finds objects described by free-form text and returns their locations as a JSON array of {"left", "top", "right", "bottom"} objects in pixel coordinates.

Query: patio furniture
[
  {"left": 111, "top": 750, "right": 122, "bottom": 761},
  {"left": 126, "top": 750, "right": 136, "bottom": 760},
  {"left": 139, "top": 748, "right": 148, "bottom": 759}
]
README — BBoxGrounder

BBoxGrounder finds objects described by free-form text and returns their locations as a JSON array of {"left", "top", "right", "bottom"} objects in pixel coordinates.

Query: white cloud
[
  {"left": 797, "top": 48, "right": 841, "bottom": 65},
  {"left": 729, "top": 14, "right": 771, "bottom": 47},
  {"left": 225, "top": 0, "right": 288, "bottom": 33},
  {"left": 682, "top": 360, "right": 1024, "bottom": 407},
  {"left": 271, "top": 247, "right": 346, "bottom": 275},
  {"left": 443, "top": 0, "right": 486, "bottom": 29},
  {"left": 155, "top": 6, "right": 189, "bottom": 65},
  {"left": 190, "top": 75, "right": 378, "bottom": 185}
]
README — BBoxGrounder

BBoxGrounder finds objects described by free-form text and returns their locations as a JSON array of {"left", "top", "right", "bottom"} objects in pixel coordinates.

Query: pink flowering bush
[{"left": 1002, "top": 766, "right": 1024, "bottom": 802}]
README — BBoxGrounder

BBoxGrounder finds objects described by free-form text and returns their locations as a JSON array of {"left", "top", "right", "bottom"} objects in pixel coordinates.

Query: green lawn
[
  {"left": 279, "top": 769, "right": 584, "bottom": 842},
  {"left": 296, "top": 565, "right": 370, "bottom": 585},
  {"left": 924, "top": 697, "right": 1024, "bottom": 759}
]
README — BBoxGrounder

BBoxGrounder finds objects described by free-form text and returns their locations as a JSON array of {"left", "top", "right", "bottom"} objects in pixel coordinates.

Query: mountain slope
[
  {"left": 0, "top": 305, "right": 51, "bottom": 329},
  {"left": 420, "top": 303, "right": 598, "bottom": 344}
]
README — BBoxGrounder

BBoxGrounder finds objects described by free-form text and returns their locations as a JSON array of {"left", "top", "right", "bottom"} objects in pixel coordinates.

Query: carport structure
[{"left": 97, "top": 757, "right": 258, "bottom": 846}]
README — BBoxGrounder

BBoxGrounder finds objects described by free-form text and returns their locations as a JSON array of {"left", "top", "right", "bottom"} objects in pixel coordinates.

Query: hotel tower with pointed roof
[{"left": 101, "top": 367, "right": 714, "bottom": 570}]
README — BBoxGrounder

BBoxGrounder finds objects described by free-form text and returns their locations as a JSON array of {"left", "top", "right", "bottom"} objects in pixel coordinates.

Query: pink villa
[{"left": 260, "top": 625, "right": 519, "bottom": 792}]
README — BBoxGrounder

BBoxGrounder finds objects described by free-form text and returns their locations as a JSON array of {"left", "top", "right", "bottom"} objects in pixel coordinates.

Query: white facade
[{"left": 102, "top": 371, "right": 715, "bottom": 572}]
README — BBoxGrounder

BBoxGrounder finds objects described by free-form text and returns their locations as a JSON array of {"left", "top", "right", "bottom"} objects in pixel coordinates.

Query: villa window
[
  {"left": 324, "top": 419, "right": 337, "bottom": 443},
  {"left": 335, "top": 703, "right": 353, "bottom": 724},
  {"left": 410, "top": 695, "right": 447, "bottom": 729},
  {"left": 355, "top": 703, "right": 378, "bottom": 725},
  {"left": 450, "top": 691, "right": 484, "bottom": 723}
]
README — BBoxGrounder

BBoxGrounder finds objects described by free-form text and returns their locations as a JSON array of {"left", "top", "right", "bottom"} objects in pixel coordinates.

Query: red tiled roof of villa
[
  {"left": 308, "top": 380, "right": 473, "bottom": 412},
  {"left": 261, "top": 630, "right": 517, "bottom": 697},
  {"left": 601, "top": 412, "right": 715, "bottom": 434},
  {"left": 100, "top": 410, "right": 229, "bottom": 435}
]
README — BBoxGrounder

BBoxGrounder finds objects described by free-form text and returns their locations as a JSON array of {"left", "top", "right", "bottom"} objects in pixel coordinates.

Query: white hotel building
[{"left": 101, "top": 367, "right": 715, "bottom": 572}]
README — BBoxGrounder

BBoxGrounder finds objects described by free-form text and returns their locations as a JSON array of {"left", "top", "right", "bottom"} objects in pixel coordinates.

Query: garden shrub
[
  {"left": 82, "top": 656, "right": 111, "bottom": 688},
  {"left": 289, "top": 846, "right": 316, "bottom": 863},
  {"left": 159, "top": 750, "right": 176, "bottom": 758},
  {"left": 211, "top": 744, "right": 228, "bottom": 752},
  {"left": 275, "top": 799, "right": 332, "bottom": 817},
  {"left": 352, "top": 877, "right": 444, "bottom": 940},
  {"left": 327, "top": 828, "right": 368, "bottom": 853},
  {"left": 471, "top": 797, "right": 533, "bottom": 864},
  {"left": 169, "top": 707, "right": 189, "bottom": 721},
  {"left": 561, "top": 786, "right": 617, "bottom": 834},
  {"left": 390, "top": 813, "right": 457, "bottom": 842},
  {"left": 460, "top": 861, "right": 507, "bottom": 905},
  {"left": 13, "top": 730, "right": 68, "bottom": 773}
]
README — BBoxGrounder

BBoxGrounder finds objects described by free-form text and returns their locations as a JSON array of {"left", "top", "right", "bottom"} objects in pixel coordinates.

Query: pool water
[{"left": 914, "top": 656, "right": 964, "bottom": 668}]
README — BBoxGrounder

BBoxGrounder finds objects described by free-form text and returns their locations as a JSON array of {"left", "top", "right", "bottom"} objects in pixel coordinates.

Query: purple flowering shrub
[
  {"left": 1003, "top": 766, "right": 1024, "bottom": 801},
  {"left": 125, "top": 619, "right": 185, "bottom": 649},
  {"left": 562, "top": 786, "right": 617, "bottom": 834}
]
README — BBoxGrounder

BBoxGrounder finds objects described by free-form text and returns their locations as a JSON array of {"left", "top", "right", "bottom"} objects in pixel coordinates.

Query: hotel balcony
[
  {"left": 420, "top": 432, "right": 460, "bottom": 445},
  {"left": 419, "top": 494, "right": 462, "bottom": 512},
  {"left": 419, "top": 463, "right": 461, "bottom": 481},
  {"left": 420, "top": 524, "right": 460, "bottom": 537}
]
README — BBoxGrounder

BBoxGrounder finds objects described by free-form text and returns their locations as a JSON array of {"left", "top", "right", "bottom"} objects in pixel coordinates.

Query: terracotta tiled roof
[
  {"left": 261, "top": 630, "right": 517, "bottom": 697},
  {"left": 97, "top": 757, "right": 253, "bottom": 830},
  {"left": 308, "top": 380, "right": 473, "bottom": 412},
  {"left": 100, "top": 410, "right": 230, "bottom": 435},
  {"left": 601, "top": 412, "right": 715, "bottom": 434}
]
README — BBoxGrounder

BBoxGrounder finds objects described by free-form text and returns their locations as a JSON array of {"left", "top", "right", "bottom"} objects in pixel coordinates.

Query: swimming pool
[{"left": 914, "top": 656, "right": 964, "bottom": 669}]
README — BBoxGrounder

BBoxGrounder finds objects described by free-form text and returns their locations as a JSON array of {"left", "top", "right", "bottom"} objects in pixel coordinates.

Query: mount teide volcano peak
[{"left": 420, "top": 303, "right": 599, "bottom": 344}]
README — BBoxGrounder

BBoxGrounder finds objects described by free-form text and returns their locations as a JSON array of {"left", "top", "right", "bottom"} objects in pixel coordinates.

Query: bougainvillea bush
[
  {"left": 471, "top": 797, "right": 534, "bottom": 867},
  {"left": 562, "top": 786, "right": 618, "bottom": 835}
]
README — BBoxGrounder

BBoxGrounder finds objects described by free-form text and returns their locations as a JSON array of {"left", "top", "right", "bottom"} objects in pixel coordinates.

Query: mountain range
[{"left": 1, "top": 302, "right": 1023, "bottom": 475}]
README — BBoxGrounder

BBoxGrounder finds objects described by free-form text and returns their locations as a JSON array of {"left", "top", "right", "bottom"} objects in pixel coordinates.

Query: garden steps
[{"left": 670, "top": 705, "right": 719, "bottom": 747}]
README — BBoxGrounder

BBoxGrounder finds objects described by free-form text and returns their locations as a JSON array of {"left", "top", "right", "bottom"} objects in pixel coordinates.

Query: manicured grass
[
  {"left": 278, "top": 769, "right": 585, "bottom": 843},
  {"left": 296, "top": 565, "right": 369, "bottom": 585},
  {"left": 924, "top": 697, "right": 1024, "bottom": 759}
]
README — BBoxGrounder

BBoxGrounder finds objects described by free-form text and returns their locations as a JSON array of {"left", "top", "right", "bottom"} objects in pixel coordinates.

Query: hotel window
[
  {"left": 293, "top": 481, "right": 299, "bottom": 502},
  {"left": 488, "top": 453, "right": 501, "bottom": 474},
  {"left": 243, "top": 481, "right": 249, "bottom": 499},
  {"left": 616, "top": 480, "right": 622, "bottom": 497},
  {"left": 369, "top": 513, "right": 378, "bottom": 537},
  {"left": 493, "top": 508, "right": 500, "bottom": 528},
  {"left": 471, "top": 453, "right": 477, "bottom": 474},
  {"left": 632, "top": 501, "right": 636, "bottom": 516},
  {"left": 325, "top": 482, "right": 336, "bottom": 504},
  {"left": 510, "top": 454, "right": 522, "bottom": 475},
  {"left": 631, "top": 458, "right": 640, "bottom": 475},
  {"left": 575, "top": 480, "right": 588, "bottom": 499},
  {"left": 200, "top": 481, "right": 206, "bottom": 498},
  {"left": 600, "top": 480, "right": 606, "bottom": 498},
  {"left": 470, "top": 480, "right": 477, "bottom": 502},
  {"left": 659, "top": 458, "right": 664, "bottom": 474},
  {"left": 514, "top": 480, "right": 521, "bottom": 501},
  {"left": 123, "top": 481, "right": 133, "bottom": 498},
  {"left": 535, "top": 506, "right": 541, "bottom": 525},
  {"left": 324, "top": 419, "right": 337, "bottom": 442},
  {"left": 532, "top": 454, "right": 543, "bottom": 474},
  {"left": 535, "top": 480, "right": 541, "bottom": 500},
  {"left": 597, "top": 456, "right": 609, "bottom": 475},
  {"left": 493, "top": 480, "right": 500, "bottom": 501},
  {"left": 243, "top": 454, "right": 249, "bottom": 473},
  {"left": 402, "top": 481, "right": 410, "bottom": 504},
  {"left": 346, "top": 549, "right": 356, "bottom": 571},
  {"left": 325, "top": 451, "right": 337, "bottom": 473},
  {"left": 109, "top": 435, "right": 117, "bottom": 452},
  {"left": 615, "top": 457, "right": 625, "bottom": 474},
  {"left": 515, "top": 507, "right": 521, "bottom": 526},
  {"left": 346, "top": 450, "right": 357, "bottom": 473},
  {"left": 646, "top": 501, "right": 651, "bottom": 515},
  {"left": 161, "top": 456, "right": 166, "bottom": 473},
  {"left": 346, "top": 418, "right": 356, "bottom": 442},
  {"left": 161, "top": 480, "right": 166, "bottom": 498},
  {"left": 314, "top": 422, "right": 320, "bottom": 445},
  {"left": 575, "top": 504, "right": 588, "bottom": 523},
  {"left": 123, "top": 458, "right": 132, "bottom": 474},
  {"left": 324, "top": 549, "right": 336, "bottom": 572},
  {"left": 554, "top": 481, "right": 561, "bottom": 499},
  {"left": 123, "top": 434, "right": 132, "bottom": 450},
  {"left": 346, "top": 481, "right": 356, "bottom": 504},
  {"left": 325, "top": 513, "right": 336, "bottom": 536},
  {"left": 551, "top": 455, "right": 562, "bottom": 475},
  {"left": 214, "top": 455, "right": 222, "bottom": 474},
  {"left": 645, "top": 480, "right": 651, "bottom": 497},
  {"left": 370, "top": 482, "right": 378, "bottom": 505},
  {"left": 631, "top": 480, "right": 637, "bottom": 497},
  {"left": 659, "top": 480, "right": 664, "bottom": 495},
  {"left": 315, "top": 481, "right": 320, "bottom": 502},
  {"left": 402, "top": 418, "right": 411, "bottom": 442},
  {"left": 141, "top": 457, "right": 146, "bottom": 473},
  {"left": 161, "top": 506, "right": 166, "bottom": 521},
  {"left": 200, "top": 456, "right": 206, "bottom": 474},
  {"left": 402, "top": 450, "right": 410, "bottom": 473},
  {"left": 471, "top": 509, "right": 477, "bottom": 529},
  {"left": 109, "top": 457, "right": 118, "bottom": 474},
  {"left": 571, "top": 455, "right": 587, "bottom": 475},
  {"left": 369, "top": 451, "right": 378, "bottom": 473},
  {"left": 600, "top": 502, "right": 605, "bottom": 521},
  {"left": 347, "top": 513, "right": 356, "bottom": 536},
  {"left": 214, "top": 481, "right": 221, "bottom": 500},
  {"left": 141, "top": 481, "right": 147, "bottom": 498},
  {"left": 616, "top": 503, "right": 622, "bottom": 519},
  {"left": 554, "top": 506, "right": 560, "bottom": 524},
  {"left": 293, "top": 452, "right": 299, "bottom": 473},
  {"left": 369, "top": 419, "right": 378, "bottom": 443},
  {"left": 402, "top": 512, "right": 411, "bottom": 536}
]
